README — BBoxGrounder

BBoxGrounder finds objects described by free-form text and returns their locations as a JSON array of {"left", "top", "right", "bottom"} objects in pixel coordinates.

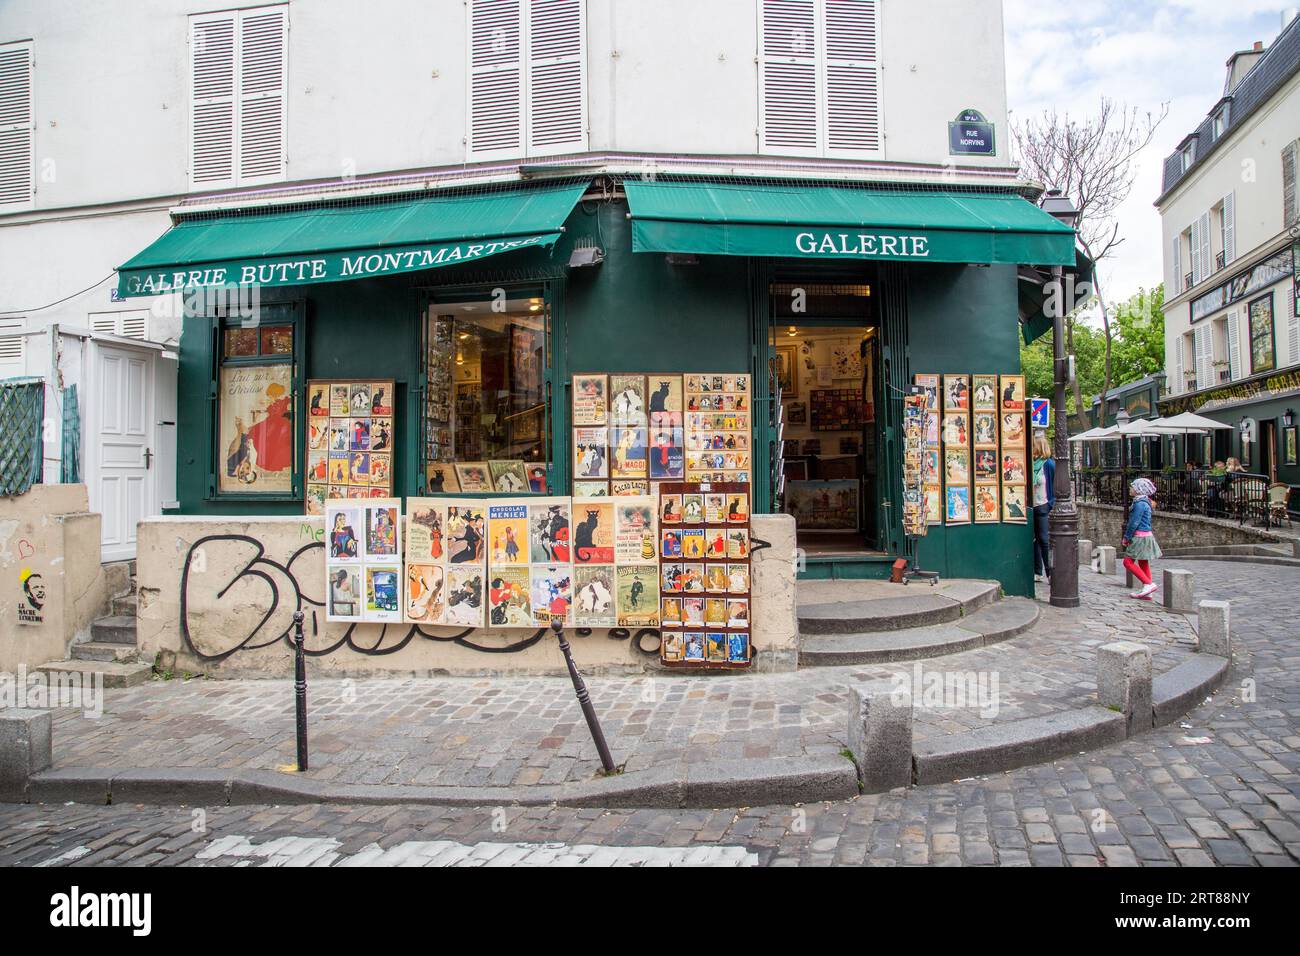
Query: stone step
[
  {"left": 71, "top": 641, "right": 139, "bottom": 664},
  {"left": 90, "top": 615, "right": 137, "bottom": 645},
  {"left": 797, "top": 579, "right": 1000, "bottom": 635},
  {"left": 111, "top": 592, "right": 137, "bottom": 616},
  {"left": 799, "top": 597, "right": 1040, "bottom": 667},
  {"left": 33, "top": 659, "right": 153, "bottom": 689}
]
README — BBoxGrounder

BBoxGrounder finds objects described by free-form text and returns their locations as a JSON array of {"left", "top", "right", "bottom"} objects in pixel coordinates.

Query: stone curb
[
  {"left": 1152, "top": 654, "right": 1230, "bottom": 727},
  {"left": 14, "top": 755, "right": 859, "bottom": 811},
  {"left": 798, "top": 581, "right": 999, "bottom": 635}
]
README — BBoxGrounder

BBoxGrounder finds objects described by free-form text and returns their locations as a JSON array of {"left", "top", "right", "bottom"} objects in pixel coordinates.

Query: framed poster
[
  {"left": 774, "top": 344, "right": 799, "bottom": 395},
  {"left": 999, "top": 374, "right": 1029, "bottom": 524},
  {"left": 1248, "top": 294, "right": 1275, "bottom": 374},
  {"left": 1284, "top": 426, "right": 1297, "bottom": 466},
  {"left": 224, "top": 365, "right": 295, "bottom": 495},
  {"left": 306, "top": 379, "right": 394, "bottom": 513},
  {"left": 784, "top": 479, "right": 858, "bottom": 531},
  {"left": 572, "top": 374, "right": 608, "bottom": 426},
  {"left": 326, "top": 498, "right": 401, "bottom": 624}
]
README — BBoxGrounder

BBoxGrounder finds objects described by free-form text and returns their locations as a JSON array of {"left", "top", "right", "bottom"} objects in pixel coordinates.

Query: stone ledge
[{"left": 1152, "top": 654, "right": 1230, "bottom": 727}]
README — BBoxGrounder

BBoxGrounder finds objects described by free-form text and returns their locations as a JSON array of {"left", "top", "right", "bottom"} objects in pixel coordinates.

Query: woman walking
[
  {"left": 1122, "top": 477, "right": 1163, "bottom": 600},
  {"left": 1031, "top": 434, "right": 1054, "bottom": 582}
]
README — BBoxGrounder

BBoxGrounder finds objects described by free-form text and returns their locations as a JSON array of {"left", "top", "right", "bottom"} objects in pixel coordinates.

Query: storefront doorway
[{"left": 769, "top": 281, "right": 883, "bottom": 556}]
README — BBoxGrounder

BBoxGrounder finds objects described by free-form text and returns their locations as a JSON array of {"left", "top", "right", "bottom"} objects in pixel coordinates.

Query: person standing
[
  {"left": 1031, "top": 434, "right": 1055, "bottom": 582},
  {"left": 1122, "top": 477, "right": 1163, "bottom": 600}
]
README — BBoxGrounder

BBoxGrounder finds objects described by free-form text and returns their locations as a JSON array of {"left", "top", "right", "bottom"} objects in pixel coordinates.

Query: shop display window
[{"left": 422, "top": 293, "right": 550, "bottom": 495}]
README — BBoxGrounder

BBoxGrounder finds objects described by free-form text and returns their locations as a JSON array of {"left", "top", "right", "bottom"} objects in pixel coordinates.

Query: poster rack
[{"left": 901, "top": 387, "right": 939, "bottom": 585}]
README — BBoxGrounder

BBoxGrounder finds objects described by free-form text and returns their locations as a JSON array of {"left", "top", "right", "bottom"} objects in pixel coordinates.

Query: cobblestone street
[{"left": 1, "top": 558, "right": 1296, "bottom": 866}]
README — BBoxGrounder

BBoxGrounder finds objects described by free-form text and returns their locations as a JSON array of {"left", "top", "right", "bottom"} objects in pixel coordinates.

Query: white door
[{"left": 89, "top": 343, "right": 156, "bottom": 562}]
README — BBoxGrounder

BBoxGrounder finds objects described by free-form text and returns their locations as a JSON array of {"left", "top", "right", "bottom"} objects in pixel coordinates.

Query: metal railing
[{"left": 1074, "top": 468, "right": 1278, "bottom": 529}]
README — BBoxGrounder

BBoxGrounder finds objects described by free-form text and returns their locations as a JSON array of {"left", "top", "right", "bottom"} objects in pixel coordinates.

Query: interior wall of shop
[{"left": 903, "top": 262, "right": 1035, "bottom": 598}]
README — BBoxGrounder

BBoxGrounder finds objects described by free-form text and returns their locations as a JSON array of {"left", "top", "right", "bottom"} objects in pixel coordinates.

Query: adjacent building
[{"left": 1157, "top": 13, "right": 1300, "bottom": 482}]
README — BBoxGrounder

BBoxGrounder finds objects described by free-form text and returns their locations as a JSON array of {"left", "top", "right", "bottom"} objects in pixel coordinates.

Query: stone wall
[
  {"left": 0, "top": 484, "right": 108, "bottom": 672},
  {"left": 136, "top": 512, "right": 799, "bottom": 678},
  {"left": 1078, "top": 503, "right": 1282, "bottom": 552}
]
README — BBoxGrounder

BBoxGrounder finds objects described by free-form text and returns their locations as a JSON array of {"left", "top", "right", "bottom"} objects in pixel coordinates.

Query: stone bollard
[
  {"left": 846, "top": 680, "right": 914, "bottom": 793},
  {"left": 1094, "top": 545, "right": 1116, "bottom": 575},
  {"left": 1163, "top": 569, "right": 1194, "bottom": 612},
  {"left": 1077, "top": 539, "right": 1094, "bottom": 567},
  {"left": 1292, "top": 539, "right": 1300, "bottom": 560},
  {"left": 1097, "top": 641, "right": 1153, "bottom": 735},
  {"left": 0, "top": 709, "right": 52, "bottom": 803},
  {"left": 1126, "top": 565, "right": 1136, "bottom": 588},
  {"left": 1196, "top": 600, "right": 1231, "bottom": 658}
]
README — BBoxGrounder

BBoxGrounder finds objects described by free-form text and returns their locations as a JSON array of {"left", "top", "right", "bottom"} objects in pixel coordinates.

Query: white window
[
  {"left": 758, "top": 0, "right": 881, "bottom": 157},
  {"left": 1180, "top": 141, "right": 1194, "bottom": 172},
  {"left": 467, "top": 0, "right": 587, "bottom": 160},
  {"left": 0, "top": 41, "right": 34, "bottom": 206},
  {"left": 189, "top": 6, "right": 288, "bottom": 189}
]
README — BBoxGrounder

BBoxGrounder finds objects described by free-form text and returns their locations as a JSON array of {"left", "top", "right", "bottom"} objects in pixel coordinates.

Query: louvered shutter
[
  {"left": 469, "top": 0, "right": 525, "bottom": 156},
  {"left": 0, "top": 320, "right": 24, "bottom": 376},
  {"left": 1171, "top": 235, "right": 1182, "bottom": 295},
  {"left": 191, "top": 15, "right": 236, "bottom": 186},
  {"left": 527, "top": 0, "right": 586, "bottom": 154},
  {"left": 0, "top": 43, "right": 34, "bottom": 205},
  {"left": 1221, "top": 191, "right": 1235, "bottom": 266},
  {"left": 238, "top": 8, "right": 287, "bottom": 182},
  {"left": 1192, "top": 213, "right": 1211, "bottom": 285},
  {"left": 1283, "top": 140, "right": 1298, "bottom": 228},
  {"left": 759, "top": 0, "right": 819, "bottom": 152},
  {"left": 1194, "top": 325, "right": 1213, "bottom": 390},
  {"left": 1227, "top": 308, "right": 1242, "bottom": 380},
  {"left": 1173, "top": 336, "right": 1184, "bottom": 394},
  {"left": 1189, "top": 218, "right": 1203, "bottom": 286},
  {"left": 1286, "top": 308, "right": 1300, "bottom": 369},
  {"left": 823, "top": 0, "right": 880, "bottom": 152}
]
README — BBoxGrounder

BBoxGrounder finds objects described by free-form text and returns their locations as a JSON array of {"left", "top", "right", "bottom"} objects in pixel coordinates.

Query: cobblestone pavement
[
  {"left": 1, "top": 558, "right": 1295, "bottom": 866},
  {"left": 41, "top": 571, "right": 1198, "bottom": 787}
]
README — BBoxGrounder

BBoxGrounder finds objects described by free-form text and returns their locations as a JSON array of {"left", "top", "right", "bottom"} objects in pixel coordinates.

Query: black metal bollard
[
  {"left": 551, "top": 617, "right": 616, "bottom": 774},
  {"left": 293, "top": 610, "right": 308, "bottom": 772}
]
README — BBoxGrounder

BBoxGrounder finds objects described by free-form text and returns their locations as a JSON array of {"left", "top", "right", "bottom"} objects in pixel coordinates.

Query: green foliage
[
  {"left": 1110, "top": 285, "right": 1166, "bottom": 386},
  {"left": 1020, "top": 321, "right": 1107, "bottom": 415}
]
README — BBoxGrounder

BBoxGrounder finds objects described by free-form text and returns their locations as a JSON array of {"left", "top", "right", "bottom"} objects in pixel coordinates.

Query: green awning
[
  {"left": 116, "top": 181, "right": 588, "bottom": 297},
  {"left": 625, "top": 181, "right": 1077, "bottom": 267}
]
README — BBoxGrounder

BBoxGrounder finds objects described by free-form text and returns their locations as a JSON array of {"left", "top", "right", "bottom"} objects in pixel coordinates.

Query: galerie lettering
[
  {"left": 50, "top": 887, "right": 151, "bottom": 937},
  {"left": 795, "top": 232, "right": 931, "bottom": 258}
]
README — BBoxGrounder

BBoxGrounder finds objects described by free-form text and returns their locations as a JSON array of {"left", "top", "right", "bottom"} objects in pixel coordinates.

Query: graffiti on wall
[{"left": 179, "top": 534, "right": 661, "bottom": 662}]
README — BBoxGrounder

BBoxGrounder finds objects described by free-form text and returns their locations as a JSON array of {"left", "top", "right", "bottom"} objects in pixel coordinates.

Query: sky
[{"left": 1003, "top": 0, "right": 1297, "bottom": 307}]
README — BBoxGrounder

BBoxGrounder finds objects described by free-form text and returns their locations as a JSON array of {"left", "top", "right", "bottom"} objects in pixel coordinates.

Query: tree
[
  {"left": 1109, "top": 285, "right": 1165, "bottom": 387},
  {"left": 1021, "top": 320, "right": 1107, "bottom": 423},
  {"left": 1012, "top": 98, "right": 1168, "bottom": 425}
]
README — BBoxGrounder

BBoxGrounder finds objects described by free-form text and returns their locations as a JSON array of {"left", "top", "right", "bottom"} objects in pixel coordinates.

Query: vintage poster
[
  {"left": 611, "top": 479, "right": 649, "bottom": 496},
  {"left": 573, "top": 480, "right": 608, "bottom": 497},
  {"left": 646, "top": 374, "right": 683, "bottom": 415},
  {"left": 973, "top": 483, "right": 1001, "bottom": 523},
  {"left": 648, "top": 424, "right": 684, "bottom": 479},
  {"left": 614, "top": 497, "right": 657, "bottom": 564},
  {"left": 326, "top": 497, "right": 402, "bottom": 623},
  {"left": 998, "top": 374, "right": 1029, "bottom": 525},
  {"left": 615, "top": 564, "right": 658, "bottom": 627},
  {"left": 973, "top": 412, "right": 998, "bottom": 447},
  {"left": 475, "top": 496, "right": 575, "bottom": 628},
  {"left": 405, "top": 497, "right": 483, "bottom": 625},
  {"left": 222, "top": 364, "right": 294, "bottom": 495},
  {"left": 572, "top": 500, "right": 615, "bottom": 564},
  {"left": 406, "top": 563, "right": 446, "bottom": 623},
  {"left": 487, "top": 567, "right": 531, "bottom": 627},
  {"left": 1002, "top": 483, "right": 1028, "bottom": 521},
  {"left": 572, "top": 374, "right": 608, "bottom": 426},
  {"left": 531, "top": 565, "right": 574, "bottom": 626},
  {"left": 574, "top": 428, "right": 609, "bottom": 480},
  {"left": 445, "top": 565, "right": 485, "bottom": 626},
  {"left": 489, "top": 460, "right": 529, "bottom": 494},
  {"left": 784, "top": 480, "right": 858, "bottom": 531},
  {"left": 610, "top": 374, "right": 648, "bottom": 426},
  {"left": 455, "top": 462, "right": 493, "bottom": 492},
  {"left": 306, "top": 379, "right": 394, "bottom": 513},
  {"left": 684, "top": 374, "right": 752, "bottom": 483},
  {"left": 488, "top": 503, "right": 529, "bottom": 566},
  {"left": 972, "top": 374, "right": 998, "bottom": 411},
  {"left": 943, "top": 374, "right": 971, "bottom": 412},
  {"left": 574, "top": 565, "right": 616, "bottom": 627},
  {"left": 425, "top": 462, "right": 460, "bottom": 494},
  {"left": 529, "top": 500, "right": 571, "bottom": 563},
  {"left": 945, "top": 485, "right": 971, "bottom": 525},
  {"left": 1000, "top": 374, "right": 1026, "bottom": 411},
  {"left": 446, "top": 503, "right": 486, "bottom": 565},
  {"left": 610, "top": 426, "right": 648, "bottom": 478}
]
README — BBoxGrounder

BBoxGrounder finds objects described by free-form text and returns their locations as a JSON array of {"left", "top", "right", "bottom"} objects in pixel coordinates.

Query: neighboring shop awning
[
  {"left": 624, "top": 181, "right": 1078, "bottom": 267},
  {"left": 1018, "top": 246, "right": 1096, "bottom": 345},
  {"left": 116, "top": 181, "right": 589, "bottom": 297}
]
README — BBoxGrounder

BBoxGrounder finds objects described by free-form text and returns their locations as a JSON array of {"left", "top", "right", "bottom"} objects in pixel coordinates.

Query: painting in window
[
  {"left": 219, "top": 364, "right": 294, "bottom": 493},
  {"left": 1248, "top": 295, "right": 1274, "bottom": 374}
]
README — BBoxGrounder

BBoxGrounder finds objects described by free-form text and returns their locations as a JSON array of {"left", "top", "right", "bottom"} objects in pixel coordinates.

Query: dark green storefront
[{"left": 118, "top": 177, "right": 1075, "bottom": 598}]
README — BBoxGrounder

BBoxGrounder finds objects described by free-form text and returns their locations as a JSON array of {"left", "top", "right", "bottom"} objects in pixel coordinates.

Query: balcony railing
[
  {"left": 1074, "top": 468, "right": 1280, "bottom": 529},
  {"left": 1184, "top": 272, "right": 1194, "bottom": 289},
  {"left": 1215, "top": 251, "right": 1226, "bottom": 271}
]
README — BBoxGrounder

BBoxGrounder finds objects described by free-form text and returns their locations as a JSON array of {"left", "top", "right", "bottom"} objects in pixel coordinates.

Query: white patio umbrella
[
  {"left": 1067, "top": 426, "right": 1111, "bottom": 442},
  {"left": 1158, "top": 411, "right": 1233, "bottom": 432}
]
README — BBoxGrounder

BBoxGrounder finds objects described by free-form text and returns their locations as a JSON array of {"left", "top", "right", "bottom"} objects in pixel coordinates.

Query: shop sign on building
[{"left": 948, "top": 109, "right": 996, "bottom": 156}]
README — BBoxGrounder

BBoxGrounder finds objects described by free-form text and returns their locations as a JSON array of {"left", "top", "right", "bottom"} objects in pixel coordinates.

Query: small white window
[
  {"left": 0, "top": 41, "right": 34, "bottom": 206},
  {"left": 189, "top": 6, "right": 288, "bottom": 189}
]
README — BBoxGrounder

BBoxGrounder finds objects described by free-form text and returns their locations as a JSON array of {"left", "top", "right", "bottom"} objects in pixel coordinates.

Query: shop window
[
  {"left": 1248, "top": 293, "right": 1275, "bottom": 374},
  {"left": 422, "top": 294, "right": 550, "bottom": 494},
  {"left": 214, "top": 305, "right": 299, "bottom": 497}
]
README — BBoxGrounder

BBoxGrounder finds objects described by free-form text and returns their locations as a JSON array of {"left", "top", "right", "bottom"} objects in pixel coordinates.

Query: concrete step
[
  {"left": 799, "top": 597, "right": 1040, "bottom": 667},
  {"left": 91, "top": 615, "right": 137, "bottom": 645},
  {"left": 71, "top": 641, "right": 139, "bottom": 664},
  {"left": 797, "top": 579, "right": 1000, "bottom": 635},
  {"left": 34, "top": 659, "right": 153, "bottom": 689}
]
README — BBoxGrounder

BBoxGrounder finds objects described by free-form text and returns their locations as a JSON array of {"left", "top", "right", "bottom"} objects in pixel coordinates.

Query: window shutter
[
  {"left": 1171, "top": 235, "right": 1181, "bottom": 295},
  {"left": 469, "top": 0, "right": 525, "bottom": 156},
  {"left": 1173, "top": 337, "right": 1184, "bottom": 393},
  {"left": 526, "top": 0, "right": 586, "bottom": 154},
  {"left": 1194, "top": 212, "right": 1211, "bottom": 285},
  {"left": 1286, "top": 308, "right": 1300, "bottom": 369},
  {"left": 1189, "top": 218, "right": 1203, "bottom": 286},
  {"left": 759, "top": 0, "right": 819, "bottom": 152},
  {"left": 0, "top": 42, "right": 34, "bottom": 205},
  {"left": 823, "top": 0, "right": 880, "bottom": 152},
  {"left": 191, "top": 15, "right": 237, "bottom": 186},
  {"left": 1227, "top": 308, "right": 1242, "bottom": 380},
  {"left": 238, "top": 8, "right": 287, "bottom": 183},
  {"left": 1221, "top": 191, "right": 1235, "bottom": 266},
  {"left": 1283, "top": 140, "right": 1298, "bottom": 228},
  {"left": 1194, "top": 325, "right": 1213, "bottom": 390},
  {"left": 0, "top": 320, "right": 24, "bottom": 375}
]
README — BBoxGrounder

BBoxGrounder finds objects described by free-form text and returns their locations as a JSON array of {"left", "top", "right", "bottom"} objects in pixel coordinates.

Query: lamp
[
  {"left": 1040, "top": 188, "right": 1079, "bottom": 229},
  {"left": 1284, "top": 408, "right": 1295, "bottom": 428},
  {"left": 569, "top": 238, "right": 605, "bottom": 268}
]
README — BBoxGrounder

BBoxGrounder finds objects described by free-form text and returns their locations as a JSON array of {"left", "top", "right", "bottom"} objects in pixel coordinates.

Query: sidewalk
[{"left": 33, "top": 568, "right": 1204, "bottom": 806}]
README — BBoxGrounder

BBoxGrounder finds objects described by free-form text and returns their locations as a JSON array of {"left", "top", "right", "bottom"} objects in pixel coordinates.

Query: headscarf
[{"left": 1130, "top": 477, "right": 1156, "bottom": 501}]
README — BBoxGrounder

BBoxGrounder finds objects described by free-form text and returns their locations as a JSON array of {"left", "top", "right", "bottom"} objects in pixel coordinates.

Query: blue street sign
[{"left": 1029, "top": 398, "right": 1051, "bottom": 429}]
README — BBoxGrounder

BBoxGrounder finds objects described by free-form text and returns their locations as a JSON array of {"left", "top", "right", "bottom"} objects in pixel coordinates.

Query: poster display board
[
  {"left": 999, "top": 375, "right": 1029, "bottom": 523},
  {"left": 914, "top": 374, "right": 943, "bottom": 525},
  {"left": 404, "top": 499, "right": 486, "bottom": 626},
  {"left": 971, "top": 373, "right": 1001, "bottom": 523},
  {"left": 307, "top": 379, "right": 395, "bottom": 514},
  {"left": 685, "top": 374, "right": 751, "bottom": 484},
  {"left": 656, "top": 482, "right": 752, "bottom": 668},
  {"left": 902, "top": 390, "right": 929, "bottom": 536},
  {"left": 942, "top": 374, "right": 971, "bottom": 525},
  {"left": 325, "top": 498, "right": 402, "bottom": 623}
]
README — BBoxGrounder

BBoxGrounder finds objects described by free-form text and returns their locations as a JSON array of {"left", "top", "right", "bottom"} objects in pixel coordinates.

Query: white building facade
[{"left": 1157, "top": 14, "right": 1300, "bottom": 482}]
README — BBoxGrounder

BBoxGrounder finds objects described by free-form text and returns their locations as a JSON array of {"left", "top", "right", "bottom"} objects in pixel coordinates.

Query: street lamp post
[{"left": 1040, "top": 190, "right": 1080, "bottom": 609}]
